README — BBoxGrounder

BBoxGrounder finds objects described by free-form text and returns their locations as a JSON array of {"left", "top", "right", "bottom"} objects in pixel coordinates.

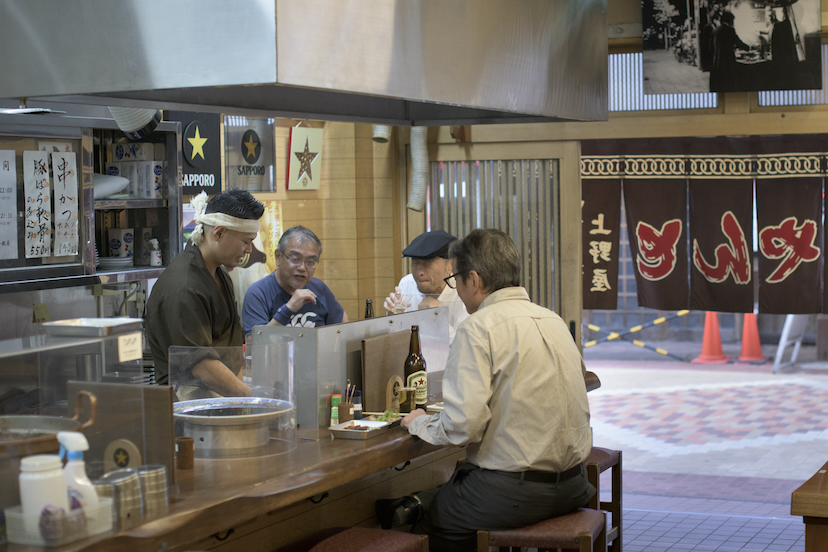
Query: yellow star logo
[
  {"left": 187, "top": 126, "right": 208, "bottom": 161},
  {"left": 244, "top": 134, "right": 259, "bottom": 159},
  {"left": 114, "top": 448, "right": 129, "bottom": 467},
  {"left": 294, "top": 137, "right": 319, "bottom": 183}
]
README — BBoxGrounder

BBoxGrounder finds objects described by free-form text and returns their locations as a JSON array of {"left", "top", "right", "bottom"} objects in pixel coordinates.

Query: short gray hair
[
  {"left": 278, "top": 226, "right": 322, "bottom": 256},
  {"left": 450, "top": 229, "right": 520, "bottom": 293}
]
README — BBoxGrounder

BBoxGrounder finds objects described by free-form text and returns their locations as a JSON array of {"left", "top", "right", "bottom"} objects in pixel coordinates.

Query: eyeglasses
[
  {"left": 286, "top": 256, "right": 318, "bottom": 268},
  {"left": 443, "top": 272, "right": 466, "bottom": 289}
]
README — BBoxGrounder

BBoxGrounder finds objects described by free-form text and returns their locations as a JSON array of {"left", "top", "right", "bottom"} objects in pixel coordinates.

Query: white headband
[{"left": 189, "top": 191, "right": 260, "bottom": 245}]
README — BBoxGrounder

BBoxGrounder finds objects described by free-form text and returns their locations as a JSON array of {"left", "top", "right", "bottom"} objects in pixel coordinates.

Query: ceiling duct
[{"left": 0, "top": 0, "right": 608, "bottom": 126}]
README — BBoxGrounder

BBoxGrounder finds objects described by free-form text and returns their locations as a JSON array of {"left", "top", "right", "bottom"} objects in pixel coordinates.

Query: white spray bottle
[{"left": 57, "top": 431, "right": 99, "bottom": 508}]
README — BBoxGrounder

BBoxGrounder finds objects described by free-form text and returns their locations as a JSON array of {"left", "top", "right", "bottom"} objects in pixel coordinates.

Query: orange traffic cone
[
  {"left": 692, "top": 311, "right": 731, "bottom": 364},
  {"left": 736, "top": 313, "right": 765, "bottom": 363}
]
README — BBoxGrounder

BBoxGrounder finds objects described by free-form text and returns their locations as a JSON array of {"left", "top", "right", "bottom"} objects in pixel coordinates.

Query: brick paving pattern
[{"left": 580, "top": 346, "right": 828, "bottom": 552}]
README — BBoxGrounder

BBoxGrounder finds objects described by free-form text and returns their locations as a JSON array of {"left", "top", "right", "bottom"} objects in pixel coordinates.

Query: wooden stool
[
  {"left": 308, "top": 527, "right": 427, "bottom": 552},
  {"left": 585, "top": 447, "right": 622, "bottom": 552},
  {"left": 477, "top": 508, "right": 606, "bottom": 552}
]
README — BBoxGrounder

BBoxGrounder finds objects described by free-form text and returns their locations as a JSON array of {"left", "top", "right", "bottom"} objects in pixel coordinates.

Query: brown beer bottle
[
  {"left": 403, "top": 325, "right": 428, "bottom": 408},
  {"left": 364, "top": 299, "right": 374, "bottom": 319}
]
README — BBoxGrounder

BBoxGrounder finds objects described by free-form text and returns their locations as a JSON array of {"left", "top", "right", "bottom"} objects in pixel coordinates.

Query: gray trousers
[{"left": 411, "top": 462, "right": 595, "bottom": 552}]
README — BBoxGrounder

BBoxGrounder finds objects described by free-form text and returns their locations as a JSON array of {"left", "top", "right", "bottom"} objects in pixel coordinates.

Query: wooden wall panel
[{"left": 244, "top": 121, "right": 397, "bottom": 322}]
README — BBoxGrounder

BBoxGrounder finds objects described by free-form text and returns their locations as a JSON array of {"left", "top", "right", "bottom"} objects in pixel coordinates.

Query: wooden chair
[
  {"left": 585, "top": 447, "right": 622, "bottom": 552},
  {"left": 308, "top": 527, "right": 427, "bottom": 552},
  {"left": 476, "top": 508, "right": 606, "bottom": 552}
]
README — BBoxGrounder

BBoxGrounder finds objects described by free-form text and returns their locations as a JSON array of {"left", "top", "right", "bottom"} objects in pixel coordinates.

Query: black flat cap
[{"left": 402, "top": 230, "right": 457, "bottom": 259}]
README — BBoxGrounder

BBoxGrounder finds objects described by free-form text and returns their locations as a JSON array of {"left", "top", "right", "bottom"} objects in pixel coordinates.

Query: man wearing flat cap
[{"left": 383, "top": 230, "right": 469, "bottom": 342}]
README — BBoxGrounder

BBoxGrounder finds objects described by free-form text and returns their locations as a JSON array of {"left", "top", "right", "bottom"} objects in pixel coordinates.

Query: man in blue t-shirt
[{"left": 243, "top": 226, "right": 348, "bottom": 334}]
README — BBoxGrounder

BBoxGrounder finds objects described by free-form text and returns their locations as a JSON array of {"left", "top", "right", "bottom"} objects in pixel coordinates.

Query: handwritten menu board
[
  {"left": 0, "top": 150, "right": 16, "bottom": 260},
  {"left": 23, "top": 151, "right": 52, "bottom": 258},
  {"left": 51, "top": 152, "right": 79, "bottom": 256}
]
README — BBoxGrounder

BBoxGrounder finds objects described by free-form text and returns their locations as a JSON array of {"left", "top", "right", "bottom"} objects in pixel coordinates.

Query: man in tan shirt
[{"left": 377, "top": 229, "right": 594, "bottom": 552}]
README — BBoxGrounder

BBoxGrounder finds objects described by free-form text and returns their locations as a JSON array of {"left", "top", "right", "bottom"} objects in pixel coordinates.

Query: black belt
[{"left": 500, "top": 463, "right": 583, "bottom": 483}]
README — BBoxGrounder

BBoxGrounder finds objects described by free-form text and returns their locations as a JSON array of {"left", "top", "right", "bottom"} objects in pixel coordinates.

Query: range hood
[{"left": 0, "top": 0, "right": 608, "bottom": 126}]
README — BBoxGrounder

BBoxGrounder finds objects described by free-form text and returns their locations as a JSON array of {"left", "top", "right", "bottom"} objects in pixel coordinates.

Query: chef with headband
[{"left": 146, "top": 189, "right": 264, "bottom": 399}]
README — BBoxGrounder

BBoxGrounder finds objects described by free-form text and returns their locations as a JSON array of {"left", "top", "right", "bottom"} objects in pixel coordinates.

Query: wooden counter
[
  {"left": 4, "top": 373, "right": 601, "bottom": 551},
  {"left": 792, "top": 460, "right": 828, "bottom": 552},
  {"left": 8, "top": 428, "right": 463, "bottom": 552}
]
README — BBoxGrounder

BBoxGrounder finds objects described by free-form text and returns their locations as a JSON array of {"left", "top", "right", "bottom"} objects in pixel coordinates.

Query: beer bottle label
[{"left": 406, "top": 370, "right": 428, "bottom": 404}]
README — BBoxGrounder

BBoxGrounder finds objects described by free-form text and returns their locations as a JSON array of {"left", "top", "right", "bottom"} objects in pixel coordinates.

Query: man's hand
[
  {"left": 383, "top": 286, "right": 411, "bottom": 313},
  {"left": 401, "top": 408, "right": 427, "bottom": 430},
  {"left": 286, "top": 289, "right": 317, "bottom": 312},
  {"left": 192, "top": 358, "right": 251, "bottom": 397},
  {"left": 418, "top": 296, "right": 440, "bottom": 309}
]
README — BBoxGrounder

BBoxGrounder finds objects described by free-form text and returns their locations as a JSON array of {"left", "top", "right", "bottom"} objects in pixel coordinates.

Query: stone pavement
[{"left": 581, "top": 340, "right": 828, "bottom": 551}]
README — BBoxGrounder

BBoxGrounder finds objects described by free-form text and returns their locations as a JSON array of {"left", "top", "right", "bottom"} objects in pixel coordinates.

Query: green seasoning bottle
[
  {"left": 331, "top": 394, "right": 342, "bottom": 426},
  {"left": 403, "top": 326, "right": 428, "bottom": 408}
]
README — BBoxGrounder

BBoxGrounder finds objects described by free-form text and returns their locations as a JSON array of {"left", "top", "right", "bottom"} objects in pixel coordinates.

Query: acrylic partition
[
  {"left": 168, "top": 340, "right": 296, "bottom": 459},
  {"left": 254, "top": 307, "right": 450, "bottom": 437}
]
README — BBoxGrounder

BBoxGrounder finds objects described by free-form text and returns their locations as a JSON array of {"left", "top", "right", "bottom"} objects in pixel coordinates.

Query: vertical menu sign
[
  {"left": 52, "top": 152, "right": 79, "bottom": 256},
  {"left": 23, "top": 151, "right": 52, "bottom": 258},
  {"left": 0, "top": 151, "right": 16, "bottom": 259}
]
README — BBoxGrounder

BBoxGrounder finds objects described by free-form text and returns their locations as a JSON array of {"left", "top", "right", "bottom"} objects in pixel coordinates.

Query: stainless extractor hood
[{"left": 0, "top": 0, "right": 608, "bottom": 126}]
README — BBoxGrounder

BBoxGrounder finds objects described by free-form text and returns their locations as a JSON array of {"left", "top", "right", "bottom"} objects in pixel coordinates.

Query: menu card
[
  {"left": 51, "top": 152, "right": 79, "bottom": 256},
  {"left": 0, "top": 150, "right": 16, "bottom": 260},
  {"left": 23, "top": 151, "right": 52, "bottom": 258}
]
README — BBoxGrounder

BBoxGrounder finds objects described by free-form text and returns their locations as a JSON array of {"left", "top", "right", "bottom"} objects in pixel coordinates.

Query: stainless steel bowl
[{"left": 173, "top": 397, "right": 293, "bottom": 457}]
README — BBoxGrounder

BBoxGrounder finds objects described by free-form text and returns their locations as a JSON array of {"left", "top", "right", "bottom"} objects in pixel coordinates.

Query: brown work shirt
[{"left": 146, "top": 244, "right": 243, "bottom": 385}]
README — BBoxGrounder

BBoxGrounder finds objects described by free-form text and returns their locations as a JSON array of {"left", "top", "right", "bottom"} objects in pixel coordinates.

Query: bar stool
[
  {"left": 308, "top": 527, "right": 428, "bottom": 552},
  {"left": 585, "top": 447, "right": 622, "bottom": 552},
  {"left": 476, "top": 508, "right": 606, "bottom": 552}
]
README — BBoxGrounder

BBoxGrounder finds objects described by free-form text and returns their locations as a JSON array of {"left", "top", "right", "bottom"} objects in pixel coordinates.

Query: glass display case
[
  {"left": 0, "top": 108, "right": 182, "bottom": 292},
  {"left": 0, "top": 331, "right": 174, "bottom": 518}
]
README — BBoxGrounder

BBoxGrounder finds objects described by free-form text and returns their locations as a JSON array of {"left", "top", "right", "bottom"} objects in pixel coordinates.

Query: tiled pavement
[{"left": 582, "top": 341, "right": 828, "bottom": 552}]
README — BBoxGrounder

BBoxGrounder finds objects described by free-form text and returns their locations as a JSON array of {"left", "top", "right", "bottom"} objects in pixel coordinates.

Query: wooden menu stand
[{"left": 792, "top": 460, "right": 828, "bottom": 552}]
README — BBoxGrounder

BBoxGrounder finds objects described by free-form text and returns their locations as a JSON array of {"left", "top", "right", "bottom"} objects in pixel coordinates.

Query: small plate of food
[
  {"left": 329, "top": 419, "right": 393, "bottom": 440},
  {"left": 362, "top": 410, "right": 403, "bottom": 426}
]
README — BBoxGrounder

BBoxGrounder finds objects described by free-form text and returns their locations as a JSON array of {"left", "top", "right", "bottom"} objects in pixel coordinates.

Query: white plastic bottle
[
  {"left": 19, "top": 454, "right": 69, "bottom": 533},
  {"left": 57, "top": 432, "right": 99, "bottom": 508}
]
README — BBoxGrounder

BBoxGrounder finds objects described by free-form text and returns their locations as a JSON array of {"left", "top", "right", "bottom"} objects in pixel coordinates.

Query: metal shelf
[
  {"left": 94, "top": 199, "right": 168, "bottom": 209},
  {"left": 95, "top": 267, "right": 166, "bottom": 283}
]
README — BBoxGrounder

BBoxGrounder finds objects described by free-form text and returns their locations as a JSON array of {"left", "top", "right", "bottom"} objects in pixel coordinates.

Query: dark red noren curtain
[
  {"left": 624, "top": 179, "right": 689, "bottom": 310},
  {"left": 689, "top": 179, "right": 754, "bottom": 312},
  {"left": 582, "top": 179, "right": 621, "bottom": 310},
  {"left": 756, "top": 178, "right": 822, "bottom": 313}
]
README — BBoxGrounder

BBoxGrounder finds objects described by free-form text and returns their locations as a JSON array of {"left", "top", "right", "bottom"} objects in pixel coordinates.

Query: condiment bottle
[
  {"left": 364, "top": 299, "right": 374, "bottom": 319},
  {"left": 19, "top": 454, "right": 69, "bottom": 530},
  {"left": 403, "top": 325, "right": 428, "bottom": 409},
  {"left": 330, "top": 393, "right": 342, "bottom": 426}
]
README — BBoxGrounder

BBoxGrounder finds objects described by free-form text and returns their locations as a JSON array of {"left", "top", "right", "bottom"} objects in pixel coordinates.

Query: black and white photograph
[{"left": 642, "top": 0, "right": 823, "bottom": 94}]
